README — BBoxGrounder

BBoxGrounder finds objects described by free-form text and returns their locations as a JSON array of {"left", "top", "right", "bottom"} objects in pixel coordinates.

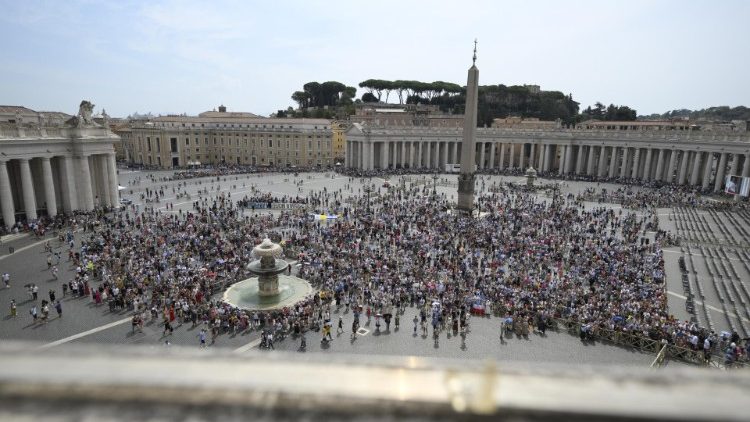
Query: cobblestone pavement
[{"left": 0, "top": 169, "right": 711, "bottom": 367}]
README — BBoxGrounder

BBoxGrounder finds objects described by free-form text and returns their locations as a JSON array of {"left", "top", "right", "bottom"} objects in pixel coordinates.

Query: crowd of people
[{"left": 3, "top": 166, "right": 748, "bottom": 367}]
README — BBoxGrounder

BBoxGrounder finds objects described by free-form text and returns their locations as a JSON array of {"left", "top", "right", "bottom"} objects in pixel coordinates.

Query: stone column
[
  {"left": 498, "top": 143, "right": 506, "bottom": 170},
  {"left": 97, "top": 156, "right": 111, "bottom": 207},
  {"left": 576, "top": 145, "right": 584, "bottom": 174},
  {"left": 489, "top": 143, "right": 495, "bottom": 169},
  {"left": 536, "top": 143, "right": 546, "bottom": 171},
  {"left": 529, "top": 143, "right": 536, "bottom": 168},
  {"left": 370, "top": 142, "right": 376, "bottom": 170},
  {"left": 401, "top": 142, "right": 407, "bottom": 168},
  {"left": 608, "top": 147, "right": 618, "bottom": 178},
  {"left": 597, "top": 146, "right": 607, "bottom": 177},
  {"left": 665, "top": 150, "right": 677, "bottom": 183},
  {"left": 107, "top": 154, "right": 119, "bottom": 205},
  {"left": 508, "top": 144, "right": 515, "bottom": 169},
  {"left": 0, "top": 161, "right": 15, "bottom": 229},
  {"left": 702, "top": 153, "right": 713, "bottom": 190},
  {"left": 742, "top": 154, "right": 750, "bottom": 178},
  {"left": 19, "top": 158, "right": 37, "bottom": 220},
  {"left": 690, "top": 151, "right": 703, "bottom": 186},
  {"left": 41, "top": 157, "right": 57, "bottom": 217},
  {"left": 77, "top": 155, "right": 94, "bottom": 210},
  {"left": 714, "top": 152, "right": 728, "bottom": 192},
  {"left": 654, "top": 149, "right": 665, "bottom": 181},
  {"left": 558, "top": 146, "right": 566, "bottom": 176},
  {"left": 518, "top": 144, "right": 525, "bottom": 169},
  {"left": 586, "top": 146, "right": 596, "bottom": 175},
  {"left": 479, "top": 142, "right": 486, "bottom": 169},
  {"left": 730, "top": 153, "right": 739, "bottom": 176},
  {"left": 630, "top": 148, "right": 641, "bottom": 179},
  {"left": 542, "top": 144, "right": 550, "bottom": 172},
  {"left": 678, "top": 151, "right": 690, "bottom": 184},
  {"left": 59, "top": 156, "right": 76, "bottom": 212},
  {"left": 642, "top": 148, "right": 653, "bottom": 180},
  {"left": 452, "top": 142, "right": 458, "bottom": 165},
  {"left": 619, "top": 148, "right": 629, "bottom": 178}
]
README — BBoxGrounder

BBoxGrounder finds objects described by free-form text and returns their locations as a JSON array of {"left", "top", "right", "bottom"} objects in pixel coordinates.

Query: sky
[{"left": 1, "top": 0, "right": 748, "bottom": 118}]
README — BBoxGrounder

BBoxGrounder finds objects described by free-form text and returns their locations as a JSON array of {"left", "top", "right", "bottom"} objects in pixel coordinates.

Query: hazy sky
[{"left": 1, "top": 0, "right": 748, "bottom": 117}]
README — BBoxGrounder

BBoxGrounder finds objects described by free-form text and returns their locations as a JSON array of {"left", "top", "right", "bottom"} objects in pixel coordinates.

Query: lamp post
[
  {"left": 363, "top": 185, "right": 371, "bottom": 212},
  {"left": 432, "top": 173, "right": 438, "bottom": 198}
]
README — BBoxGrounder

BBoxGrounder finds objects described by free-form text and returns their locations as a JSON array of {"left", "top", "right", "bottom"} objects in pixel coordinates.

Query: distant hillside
[{"left": 640, "top": 106, "right": 750, "bottom": 121}]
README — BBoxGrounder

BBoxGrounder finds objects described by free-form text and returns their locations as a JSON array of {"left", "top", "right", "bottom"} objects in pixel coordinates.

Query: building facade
[
  {"left": 331, "top": 120, "right": 348, "bottom": 164},
  {"left": 345, "top": 123, "right": 750, "bottom": 192},
  {"left": 123, "top": 107, "right": 334, "bottom": 169},
  {"left": 0, "top": 103, "right": 120, "bottom": 229}
]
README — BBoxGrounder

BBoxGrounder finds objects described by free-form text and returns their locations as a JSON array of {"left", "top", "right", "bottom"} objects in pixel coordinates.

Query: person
[
  {"left": 413, "top": 315, "right": 418, "bottom": 334},
  {"left": 2, "top": 272, "right": 9, "bottom": 288},
  {"left": 267, "top": 331, "right": 275, "bottom": 350},
  {"left": 300, "top": 334, "right": 306, "bottom": 351},
  {"left": 163, "top": 319, "right": 174, "bottom": 336},
  {"left": 337, "top": 316, "right": 344, "bottom": 334},
  {"left": 10, "top": 299, "right": 17, "bottom": 317},
  {"left": 54, "top": 300, "right": 62, "bottom": 318},
  {"left": 29, "top": 305, "right": 38, "bottom": 323},
  {"left": 40, "top": 302, "right": 49, "bottom": 323},
  {"left": 351, "top": 319, "right": 359, "bottom": 340},
  {"left": 132, "top": 314, "right": 141, "bottom": 333},
  {"left": 198, "top": 328, "right": 207, "bottom": 347}
]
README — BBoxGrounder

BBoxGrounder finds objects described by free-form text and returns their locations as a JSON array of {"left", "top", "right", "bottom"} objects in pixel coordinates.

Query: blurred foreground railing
[{"left": 0, "top": 341, "right": 748, "bottom": 421}]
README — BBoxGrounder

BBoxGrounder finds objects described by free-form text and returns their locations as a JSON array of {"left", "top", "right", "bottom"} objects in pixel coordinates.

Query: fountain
[
  {"left": 223, "top": 238, "right": 313, "bottom": 311},
  {"left": 525, "top": 167, "right": 537, "bottom": 188}
]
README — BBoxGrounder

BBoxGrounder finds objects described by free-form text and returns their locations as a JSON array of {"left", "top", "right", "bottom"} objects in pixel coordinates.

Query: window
[
  {"left": 269, "top": 139, "right": 273, "bottom": 148},
  {"left": 185, "top": 138, "right": 189, "bottom": 145}
]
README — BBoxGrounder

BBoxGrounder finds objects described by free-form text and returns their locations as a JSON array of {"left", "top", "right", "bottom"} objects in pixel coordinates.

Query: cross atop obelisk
[{"left": 457, "top": 40, "right": 479, "bottom": 213}]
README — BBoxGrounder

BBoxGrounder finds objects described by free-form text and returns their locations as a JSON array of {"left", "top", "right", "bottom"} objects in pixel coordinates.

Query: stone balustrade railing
[
  {"left": 0, "top": 125, "right": 112, "bottom": 140},
  {"left": 358, "top": 126, "right": 750, "bottom": 144}
]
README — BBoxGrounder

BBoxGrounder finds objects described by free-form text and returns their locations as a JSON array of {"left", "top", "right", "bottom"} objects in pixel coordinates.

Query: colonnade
[
  {"left": 346, "top": 138, "right": 750, "bottom": 193},
  {"left": 0, "top": 153, "right": 118, "bottom": 228}
]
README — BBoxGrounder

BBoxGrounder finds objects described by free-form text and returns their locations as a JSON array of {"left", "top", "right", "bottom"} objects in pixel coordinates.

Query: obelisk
[{"left": 457, "top": 40, "right": 479, "bottom": 213}]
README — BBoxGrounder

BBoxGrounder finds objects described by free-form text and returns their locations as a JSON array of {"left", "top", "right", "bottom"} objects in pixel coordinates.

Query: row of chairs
[
  {"left": 683, "top": 245, "right": 713, "bottom": 331},
  {"left": 700, "top": 246, "right": 750, "bottom": 337}
]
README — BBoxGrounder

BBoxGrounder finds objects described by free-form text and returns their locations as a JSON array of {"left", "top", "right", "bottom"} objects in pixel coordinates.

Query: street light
[{"left": 363, "top": 185, "right": 371, "bottom": 212}]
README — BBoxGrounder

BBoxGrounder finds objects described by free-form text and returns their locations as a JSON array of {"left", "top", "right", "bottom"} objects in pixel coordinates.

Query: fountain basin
[{"left": 222, "top": 275, "right": 313, "bottom": 311}]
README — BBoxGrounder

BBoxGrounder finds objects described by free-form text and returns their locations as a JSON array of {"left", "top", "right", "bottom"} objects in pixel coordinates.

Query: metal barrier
[
  {"left": 651, "top": 344, "right": 668, "bottom": 368},
  {"left": 551, "top": 318, "right": 747, "bottom": 369}
]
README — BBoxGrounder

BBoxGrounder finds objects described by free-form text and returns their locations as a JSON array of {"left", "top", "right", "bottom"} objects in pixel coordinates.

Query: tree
[
  {"left": 291, "top": 91, "right": 310, "bottom": 109},
  {"left": 393, "top": 80, "right": 409, "bottom": 104},
  {"left": 303, "top": 82, "right": 322, "bottom": 107},
  {"left": 362, "top": 92, "right": 378, "bottom": 103},
  {"left": 320, "top": 81, "right": 347, "bottom": 107}
]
